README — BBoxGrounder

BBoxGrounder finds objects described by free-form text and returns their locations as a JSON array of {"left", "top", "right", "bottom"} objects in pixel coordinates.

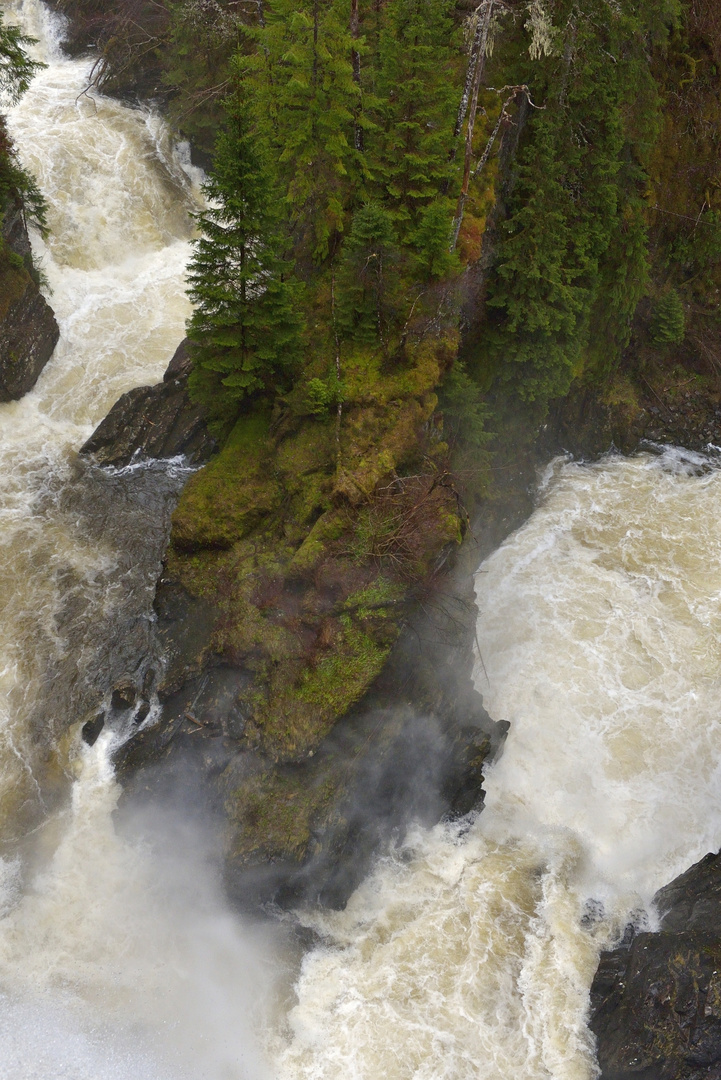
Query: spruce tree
[
  {"left": 0, "top": 11, "right": 43, "bottom": 102},
  {"left": 250, "top": 0, "right": 367, "bottom": 263},
  {"left": 337, "top": 201, "right": 400, "bottom": 344},
  {"left": 186, "top": 81, "right": 303, "bottom": 423},
  {"left": 373, "top": 0, "right": 459, "bottom": 240},
  {"left": 650, "top": 289, "right": 686, "bottom": 345}
]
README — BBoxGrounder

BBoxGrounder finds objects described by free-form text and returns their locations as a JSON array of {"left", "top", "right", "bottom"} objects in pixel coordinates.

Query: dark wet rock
[
  {"left": 0, "top": 200, "right": 59, "bottom": 402},
  {"left": 115, "top": 475, "right": 529, "bottom": 912},
  {"left": 134, "top": 701, "right": 151, "bottom": 725},
  {"left": 111, "top": 678, "right": 138, "bottom": 711},
  {"left": 590, "top": 850, "right": 721, "bottom": 1080},
  {"left": 81, "top": 711, "right": 105, "bottom": 747},
  {"left": 141, "top": 668, "right": 156, "bottom": 699},
  {"left": 80, "top": 339, "right": 216, "bottom": 466},
  {"left": 540, "top": 379, "right": 721, "bottom": 461}
]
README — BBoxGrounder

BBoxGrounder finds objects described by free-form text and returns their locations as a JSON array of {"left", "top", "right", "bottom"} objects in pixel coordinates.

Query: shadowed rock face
[
  {"left": 0, "top": 202, "right": 59, "bottom": 402},
  {"left": 591, "top": 851, "right": 721, "bottom": 1080},
  {"left": 80, "top": 339, "right": 216, "bottom": 466}
]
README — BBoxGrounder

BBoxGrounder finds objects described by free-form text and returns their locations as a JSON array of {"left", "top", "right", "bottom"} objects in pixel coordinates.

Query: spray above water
[
  {"left": 0, "top": 2, "right": 275, "bottom": 1077},
  {"left": 275, "top": 448, "right": 721, "bottom": 1080}
]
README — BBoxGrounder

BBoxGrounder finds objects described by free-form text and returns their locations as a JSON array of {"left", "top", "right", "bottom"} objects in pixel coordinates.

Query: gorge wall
[
  {"left": 0, "top": 194, "right": 58, "bottom": 401},
  {"left": 5, "top": 2, "right": 721, "bottom": 1074}
]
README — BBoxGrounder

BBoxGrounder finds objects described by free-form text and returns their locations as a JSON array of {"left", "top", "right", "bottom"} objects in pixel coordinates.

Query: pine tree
[
  {"left": 411, "top": 199, "right": 459, "bottom": 280},
  {"left": 186, "top": 81, "right": 303, "bottom": 423},
  {"left": 249, "top": 0, "right": 367, "bottom": 263},
  {"left": 336, "top": 201, "right": 400, "bottom": 344},
  {"left": 0, "top": 11, "right": 43, "bottom": 102},
  {"left": 650, "top": 289, "right": 685, "bottom": 345},
  {"left": 373, "top": 0, "right": 460, "bottom": 240}
]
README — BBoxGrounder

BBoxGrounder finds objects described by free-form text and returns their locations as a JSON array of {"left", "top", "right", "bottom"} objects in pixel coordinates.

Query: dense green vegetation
[
  {"left": 0, "top": 12, "right": 46, "bottom": 300},
  {"left": 21, "top": 0, "right": 721, "bottom": 862},
  {"left": 48, "top": 0, "right": 721, "bottom": 427}
]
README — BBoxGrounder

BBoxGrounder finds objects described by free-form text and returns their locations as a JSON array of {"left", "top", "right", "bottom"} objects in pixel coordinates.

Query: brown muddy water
[{"left": 3, "top": 4, "right": 721, "bottom": 1078}]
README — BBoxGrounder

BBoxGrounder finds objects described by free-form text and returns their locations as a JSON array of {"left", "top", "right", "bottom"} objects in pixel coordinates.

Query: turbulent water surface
[{"left": 2, "top": 3, "right": 721, "bottom": 1078}]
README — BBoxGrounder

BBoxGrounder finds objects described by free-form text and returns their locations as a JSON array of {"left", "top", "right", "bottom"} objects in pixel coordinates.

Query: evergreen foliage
[
  {"left": 439, "top": 360, "right": 490, "bottom": 450},
  {"left": 249, "top": 0, "right": 365, "bottom": 262},
  {"left": 0, "top": 12, "right": 46, "bottom": 270},
  {"left": 163, "top": 0, "right": 241, "bottom": 153},
  {"left": 336, "top": 201, "right": 400, "bottom": 345},
  {"left": 0, "top": 11, "right": 43, "bottom": 102},
  {"left": 481, "top": 0, "right": 674, "bottom": 401},
  {"left": 186, "top": 82, "right": 303, "bottom": 424},
  {"left": 650, "top": 289, "right": 686, "bottom": 345},
  {"left": 374, "top": 0, "right": 459, "bottom": 239},
  {"left": 170, "top": 0, "right": 691, "bottom": 443},
  {"left": 0, "top": 117, "right": 47, "bottom": 235}
]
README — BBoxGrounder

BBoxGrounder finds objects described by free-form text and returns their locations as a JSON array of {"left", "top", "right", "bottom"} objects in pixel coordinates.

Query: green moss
[
  {"left": 172, "top": 411, "right": 280, "bottom": 550},
  {"left": 227, "top": 769, "right": 337, "bottom": 863},
  {"left": 0, "top": 260, "right": 29, "bottom": 322},
  {"left": 288, "top": 508, "right": 346, "bottom": 575},
  {"left": 255, "top": 617, "right": 395, "bottom": 758},
  {"left": 165, "top": 334, "right": 466, "bottom": 763},
  {"left": 341, "top": 576, "right": 406, "bottom": 615}
]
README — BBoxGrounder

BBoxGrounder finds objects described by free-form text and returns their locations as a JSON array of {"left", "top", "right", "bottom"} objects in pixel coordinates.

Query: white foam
[{"left": 275, "top": 449, "right": 721, "bottom": 1080}]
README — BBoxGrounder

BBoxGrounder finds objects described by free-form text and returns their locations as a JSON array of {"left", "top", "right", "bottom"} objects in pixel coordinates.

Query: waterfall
[
  {"left": 2, "top": 3, "right": 721, "bottom": 1079},
  {"left": 0, "top": 3, "right": 276, "bottom": 1078},
  {"left": 275, "top": 448, "right": 721, "bottom": 1080}
]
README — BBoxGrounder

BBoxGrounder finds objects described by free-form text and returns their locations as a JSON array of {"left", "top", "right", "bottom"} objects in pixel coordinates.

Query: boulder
[
  {"left": 590, "top": 850, "right": 721, "bottom": 1080},
  {"left": 80, "top": 339, "right": 216, "bottom": 466},
  {"left": 0, "top": 201, "right": 59, "bottom": 402},
  {"left": 110, "top": 677, "right": 138, "bottom": 711}
]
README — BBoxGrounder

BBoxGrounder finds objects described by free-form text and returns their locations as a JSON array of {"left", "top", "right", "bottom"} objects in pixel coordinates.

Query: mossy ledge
[{"left": 113, "top": 328, "right": 510, "bottom": 908}]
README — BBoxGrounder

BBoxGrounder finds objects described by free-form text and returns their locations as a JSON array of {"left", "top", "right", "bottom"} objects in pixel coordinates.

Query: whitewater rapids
[
  {"left": 275, "top": 447, "right": 721, "bottom": 1080},
  {"left": 2, "top": 2, "right": 721, "bottom": 1078}
]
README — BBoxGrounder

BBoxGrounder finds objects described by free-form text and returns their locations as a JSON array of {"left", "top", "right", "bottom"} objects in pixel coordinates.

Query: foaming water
[
  {"left": 0, "top": 2, "right": 275, "bottom": 1076},
  {"left": 4, "top": 2, "right": 721, "bottom": 1077},
  {"left": 275, "top": 447, "right": 721, "bottom": 1080},
  {"left": 0, "top": 0, "right": 198, "bottom": 811}
]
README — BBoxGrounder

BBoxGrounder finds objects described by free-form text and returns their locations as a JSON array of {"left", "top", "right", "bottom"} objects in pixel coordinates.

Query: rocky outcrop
[
  {"left": 114, "top": 538, "right": 513, "bottom": 909},
  {"left": 80, "top": 339, "right": 216, "bottom": 466},
  {"left": 99, "top": 327, "right": 534, "bottom": 910},
  {"left": 590, "top": 850, "right": 721, "bottom": 1080},
  {"left": 0, "top": 200, "right": 59, "bottom": 402}
]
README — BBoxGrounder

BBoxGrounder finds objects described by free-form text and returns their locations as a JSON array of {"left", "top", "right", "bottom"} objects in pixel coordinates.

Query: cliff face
[
  {"left": 81, "top": 329, "right": 517, "bottom": 909},
  {"left": 591, "top": 851, "right": 721, "bottom": 1080},
  {"left": 0, "top": 199, "right": 59, "bottom": 402}
]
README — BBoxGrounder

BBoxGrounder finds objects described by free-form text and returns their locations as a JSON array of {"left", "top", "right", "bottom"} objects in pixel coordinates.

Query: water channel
[{"left": 3, "top": 4, "right": 721, "bottom": 1077}]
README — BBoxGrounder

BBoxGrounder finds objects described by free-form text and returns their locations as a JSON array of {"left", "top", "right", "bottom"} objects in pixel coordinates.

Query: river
[{"left": 2, "top": 2, "right": 721, "bottom": 1078}]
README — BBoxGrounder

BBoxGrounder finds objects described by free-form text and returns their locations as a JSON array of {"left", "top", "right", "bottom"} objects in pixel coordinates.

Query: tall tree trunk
[
  {"left": 351, "top": 0, "right": 363, "bottom": 151},
  {"left": 450, "top": 0, "right": 495, "bottom": 251},
  {"left": 453, "top": 8, "right": 486, "bottom": 144}
]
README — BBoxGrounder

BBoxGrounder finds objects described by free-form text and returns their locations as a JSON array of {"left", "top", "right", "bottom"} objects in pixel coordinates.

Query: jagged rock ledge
[
  {"left": 591, "top": 850, "right": 721, "bottom": 1080},
  {"left": 80, "top": 339, "right": 217, "bottom": 466},
  {"left": 80, "top": 336, "right": 530, "bottom": 910},
  {"left": 0, "top": 200, "right": 59, "bottom": 402}
]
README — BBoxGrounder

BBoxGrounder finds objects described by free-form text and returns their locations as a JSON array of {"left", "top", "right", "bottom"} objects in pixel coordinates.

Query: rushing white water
[
  {"left": 0, "top": 0, "right": 200, "bottom": 827},
  {"left": 3, "top": 3, "right": 721, "bottom": 1079},
  {"left": 0, "top": 4, "right": 277, "bottom": 1078},
  {"left": 275, "top": 447, "right": 721, "bottom": 1080}
]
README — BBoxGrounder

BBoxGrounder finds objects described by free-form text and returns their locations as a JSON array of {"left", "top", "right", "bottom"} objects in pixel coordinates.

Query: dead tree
[{"left": 450, "top": 0, "right": 496, "bottom": 250}]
